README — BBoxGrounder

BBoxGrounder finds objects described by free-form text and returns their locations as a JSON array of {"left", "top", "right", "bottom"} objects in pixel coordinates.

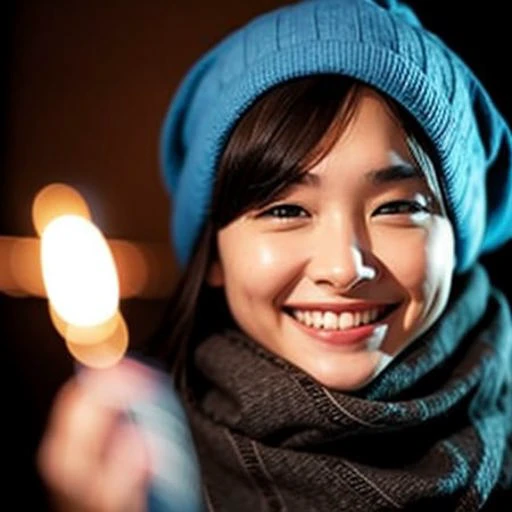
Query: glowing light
[
  {"left": 110, "top": 240, "right": 148, "bottom": 298},
  {"left": 41, "top": 215, "right": 119, "bottom": 327},
  {"left": 65, "top": 314, "right": 128, "bottom": 369},
  {"left": 32, "top": 183, "right": 91, "bottom": 236},
  {"left": 1, "top": 237, "right": 43, "bottom": 297},
  {"left": 48, "top": 304, "right": 122, "bottom": 346},
  {"left": 32, "top": 183, "right": 131, "bottom": 368}
]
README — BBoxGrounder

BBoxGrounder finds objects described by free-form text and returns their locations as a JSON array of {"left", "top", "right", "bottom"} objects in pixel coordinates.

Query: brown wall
[{"left": 2, "top": 1, "right": 289, "bottom": 507}]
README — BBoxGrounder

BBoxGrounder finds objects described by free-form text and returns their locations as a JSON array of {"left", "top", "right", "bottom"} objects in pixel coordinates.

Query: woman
[{"left": 38, "top": 1, "right": 512, "bottom": 510}]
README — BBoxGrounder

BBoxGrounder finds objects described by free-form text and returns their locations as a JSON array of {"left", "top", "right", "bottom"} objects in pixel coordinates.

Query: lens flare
[
  {"left": 34, "top": 183, "right": 130, "bottom": 368},
  {"left": 65, "top": 314, "right": 128, "bottom": 369},
  {"left": 41, "top": 214, "right": 119, "bottom": 327},
  {"left": 48, "top": 304, "right": 122, "bottom": 346},
  {"left": 32, "top": 183, "right": 91, "bottom": 236}
]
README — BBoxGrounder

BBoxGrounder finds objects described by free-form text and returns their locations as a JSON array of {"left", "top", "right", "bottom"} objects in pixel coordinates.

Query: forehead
[
  {"left": 340, "top": 87, "right": 409, "bottom": 150},
  {"left": 295, "top": 162, "right": 425, "bottom": 189},
  {"left": 307, "top": 87, "right": 417, "bottom": 178}
]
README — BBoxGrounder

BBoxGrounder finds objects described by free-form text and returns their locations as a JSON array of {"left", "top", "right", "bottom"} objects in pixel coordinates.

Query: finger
[
  {"left": 37, "top": 377, "right": 121, "bottom": 501},
  {"left": 93, "top": 419, "right": 151, "bottom": 512},
  {"left": 77, "top": 359, "right": 158, "bottom": 410}
]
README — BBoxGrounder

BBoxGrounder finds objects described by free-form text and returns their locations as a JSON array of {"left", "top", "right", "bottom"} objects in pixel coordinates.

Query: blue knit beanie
[{"left": 160, "top": 0, "right": 512, "bottom": 273}]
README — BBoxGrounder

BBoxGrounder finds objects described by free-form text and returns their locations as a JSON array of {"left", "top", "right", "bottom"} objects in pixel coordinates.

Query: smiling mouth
[{"left": 283, "top": 304, "right": 399, "bottom": 332}]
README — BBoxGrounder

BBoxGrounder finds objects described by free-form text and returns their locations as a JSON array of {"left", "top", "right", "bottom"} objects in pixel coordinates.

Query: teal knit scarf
[{"left": 182, "top": 265, "right": 512, "bottom": 511}]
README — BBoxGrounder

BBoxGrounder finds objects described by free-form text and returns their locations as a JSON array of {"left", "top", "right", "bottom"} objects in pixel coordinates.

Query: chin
[{"left": 302, "top": 353, "right": 382, "bottom": 392}]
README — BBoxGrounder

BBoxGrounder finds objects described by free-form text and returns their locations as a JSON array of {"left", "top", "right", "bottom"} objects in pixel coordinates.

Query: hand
[{"left": 37, "top": 360, "right": 155, "bottom": 512}]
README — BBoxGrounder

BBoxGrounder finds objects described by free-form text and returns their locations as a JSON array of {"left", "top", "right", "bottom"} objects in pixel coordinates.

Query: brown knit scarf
[{"left": 180, "top": 265, "right": 512, "bottom": 511}]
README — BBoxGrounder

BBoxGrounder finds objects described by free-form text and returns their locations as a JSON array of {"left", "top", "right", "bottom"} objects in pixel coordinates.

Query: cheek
[
  {"left": 374, "top": 230, "right": 430, "bottom": 295},
  {"left": 423, "top": 218, "right": 456, "bottom": 298},
  {"left": 218, "top": 231, "right": 305, "bottom": 301},
  {"left": 372, "top": 218, "right": 455, "bottom": 299}
]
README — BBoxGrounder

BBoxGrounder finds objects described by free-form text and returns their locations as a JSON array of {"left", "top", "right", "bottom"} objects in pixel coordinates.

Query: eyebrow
[
  {"left": 366, "top": 163, "right": 424, "bottom": 185},
  {"left": 294, "top": 164, "right": 424, "bottom": 187}
]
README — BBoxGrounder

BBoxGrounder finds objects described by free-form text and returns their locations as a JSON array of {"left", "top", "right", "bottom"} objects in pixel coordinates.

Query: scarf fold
[{"left": 181, "top": 265, "right": 512, "bottom": 511}]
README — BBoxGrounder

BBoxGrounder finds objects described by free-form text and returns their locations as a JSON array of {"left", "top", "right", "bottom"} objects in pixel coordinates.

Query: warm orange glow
[
  {"left": 29, "top": 183, "right": 132, "bottom": 368},
  {"left": 47, "top": 302, "right": 69, "bottom": 339},
  {"left": 0, "top": 236, "right": 175, "bottom": 299},
  {"left": 65, "top": 314, "right": 129, "bottom": 369},
  {"left": 32, "top": 183, "right": 91, "bottom": 237},
  {"left": 0, "top": 237, "right": 41, "bottom": 297},
  {"left": 41, "top": 215, "right": 119, "bottom": 327},
  {"left": 109, "top": 240, "right": 177, "bottom": 299},
  {"left": 109, "top": 240, "right": 148, "bottom": 297},
  {"left": 49, "top": 304, "right": 122, "bottom": 346}
]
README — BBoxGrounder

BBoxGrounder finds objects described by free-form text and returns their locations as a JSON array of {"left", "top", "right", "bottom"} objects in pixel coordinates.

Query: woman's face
[{"left": 208, "top": 87, "right": 455, "bottom": 391}]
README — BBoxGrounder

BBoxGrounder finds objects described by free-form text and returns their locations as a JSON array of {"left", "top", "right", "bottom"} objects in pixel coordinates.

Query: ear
[{"left": 206, "top": 259, "right": 225, "bottom": 287}]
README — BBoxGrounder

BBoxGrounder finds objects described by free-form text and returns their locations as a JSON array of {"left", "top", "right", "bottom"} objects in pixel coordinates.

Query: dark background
[{"left": 2, "top": 1, "right": 510, "bottom": 508}]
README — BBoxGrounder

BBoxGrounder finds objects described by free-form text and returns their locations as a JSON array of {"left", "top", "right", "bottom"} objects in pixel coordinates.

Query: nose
[{"left": 307, "top": 221, "right": 377, "bottom": 293}]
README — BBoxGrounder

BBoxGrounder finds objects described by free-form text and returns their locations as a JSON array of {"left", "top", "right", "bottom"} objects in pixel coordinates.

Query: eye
[
  {"left": 372, "top": 200, "right": 431, "bottom": 216},
  {"left": 258, "top": 203, "right": 309, "bottom": 219}
]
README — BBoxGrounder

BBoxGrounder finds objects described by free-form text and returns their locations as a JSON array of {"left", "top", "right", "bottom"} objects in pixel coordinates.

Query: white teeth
[
  {"left": 312, "top": 311, "right": 323, "bottom": 329},
  {"left": 291, "top": 307, "right": 383, "bottom": 331},
  {"left": 323, "top": 311, "right": 338, "bottom": 329},
  {"left": 338, "top": 312, "right": 353, "bottom": 330}
]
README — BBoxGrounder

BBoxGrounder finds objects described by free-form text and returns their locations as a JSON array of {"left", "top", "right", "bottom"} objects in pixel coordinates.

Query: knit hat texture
[{"left": 160, "top": 0, "right": 512, "bottom": 272}]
